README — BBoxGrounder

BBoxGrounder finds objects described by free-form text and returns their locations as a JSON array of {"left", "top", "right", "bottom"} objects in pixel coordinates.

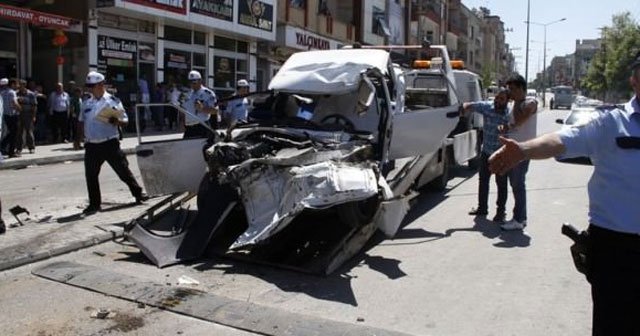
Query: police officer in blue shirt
[
  {"left": 182, "top": 70, "right": 218, "bottom": 139},
  {"left": 79, "top": 71, "right": 147, "bottom": 215},
  {"left": 489, "top": 54, "right": 640, "bottom": 335},
  {"left": 223, "top": 79, "right": 250, "bottom": 127}
]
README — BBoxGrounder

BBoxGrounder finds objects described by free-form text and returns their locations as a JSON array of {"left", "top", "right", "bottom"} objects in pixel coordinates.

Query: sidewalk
[
  {"left": 0, "top": 130, "right": 183, "bottom": 271},
  {"left": 0, "top": 131, "right": 183, "bottom": 170}
]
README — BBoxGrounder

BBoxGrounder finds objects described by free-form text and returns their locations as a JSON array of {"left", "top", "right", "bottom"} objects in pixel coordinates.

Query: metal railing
[{"left": 133, "top": 103, "right": 216, "bottom": 144}]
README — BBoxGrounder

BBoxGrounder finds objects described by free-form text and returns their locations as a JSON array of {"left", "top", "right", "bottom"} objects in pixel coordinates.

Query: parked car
[{"left": 554, "top": 105, "right": 613, "bottom": 164}]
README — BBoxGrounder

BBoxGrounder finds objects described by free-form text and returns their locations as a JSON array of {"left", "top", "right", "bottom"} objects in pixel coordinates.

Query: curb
[
  {"left": 0, "top": 228, "right": 124, "bottom": 272},
  {"left": 0, "top": 148, "right": 137, "bottom": 170}
]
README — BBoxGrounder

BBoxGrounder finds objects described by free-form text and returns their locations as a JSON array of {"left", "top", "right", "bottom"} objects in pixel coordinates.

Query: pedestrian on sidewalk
[
  {"left": 462, "top": 88, "right": 511, "bottom": 223},
  {"left": 69, "top": 86, "right": 83, "bottom": 150},
  {"left": 182, "top": 70, "right": 218, "bottom": 139},
  {"left": 488, "top": 52, "right": 640, "bottom": 336},
  {"left": 167, "top": 82, "right": 180, "bottom": 130},
  {"left": 499, "top": 75, "right": 538, "bottom": 231},
  {"left": 16, "top": 79, "right": 37, "bottom": 154},
  {"left": 79, "top": 71, "right": 148, "bottom": 215},
  {"left": 33, "top": 84, "right": 49, "bottom": 145},
  {"left": 48, "top": 82, "right": 70, "bottom": 143},
  {"left": 1, "top": 78, "right": 22, "bottom": 158}
]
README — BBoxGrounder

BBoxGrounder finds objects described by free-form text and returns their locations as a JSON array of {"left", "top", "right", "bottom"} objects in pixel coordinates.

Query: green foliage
[{"left": 582, "top": 12, "right": 640, "bottom": 100}]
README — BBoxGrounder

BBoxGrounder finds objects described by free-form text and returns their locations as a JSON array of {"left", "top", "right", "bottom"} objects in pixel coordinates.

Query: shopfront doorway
[{"left": 0, "top": 28, "right": 18, "bottom": 78}]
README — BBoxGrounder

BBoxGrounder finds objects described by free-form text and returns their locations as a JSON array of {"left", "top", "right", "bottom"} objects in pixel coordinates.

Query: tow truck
[{"left": 125, "top": 43, "right": 478, "bottom": 274}]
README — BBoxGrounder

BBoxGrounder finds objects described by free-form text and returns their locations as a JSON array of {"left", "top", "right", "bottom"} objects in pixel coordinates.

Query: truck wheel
[
  {"left": 337, "top": 196, "right": 380, "bottom": 228},
  {"left": 427, "top": 150, "right": 450, "bottom": 192}
]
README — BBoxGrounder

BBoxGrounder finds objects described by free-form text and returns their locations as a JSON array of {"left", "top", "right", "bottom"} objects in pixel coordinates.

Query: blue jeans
[
  {"left": 477, "top": 152, "right": 508, "bottom": 214},
  {"left": 508, "top": 160, "right": 530, "bottom": 222}
]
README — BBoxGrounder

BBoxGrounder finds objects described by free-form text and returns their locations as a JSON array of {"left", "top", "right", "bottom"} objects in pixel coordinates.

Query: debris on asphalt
[
  {"left": 357, "top": 317, "right": 365, "bottom": 322},
  {"left": 93, "top": 251, "right": 106, "bottom": 257},
  {"left": 177, "top": 275, "right": 200, "bottom": 286},
  {"left": 91, "top": 308, "right": 115, "bottom": 319},
  {"left": 137, "top": 302, "right": 146, "bottom": 309},
  {"left": 9, "top": 205, "right": 30, "bottom": 226}
]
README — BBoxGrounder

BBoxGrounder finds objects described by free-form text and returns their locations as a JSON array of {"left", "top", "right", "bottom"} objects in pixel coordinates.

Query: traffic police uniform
[
  {"left": 183, "top": 70, "right": 217, "bottom": 138},
  {"left": 555, "top": 58, "right": 640, "bottom": 335},
  {"left": 79, "top": 71, "right": 145, "bottom": 213},
  {"left": 223, "top": 79, "right": 250, "bottom": 125}
]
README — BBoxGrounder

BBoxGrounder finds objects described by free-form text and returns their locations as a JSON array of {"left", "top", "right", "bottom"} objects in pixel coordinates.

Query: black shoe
[
  {"left": 468, "top": 207, "right": 488, "bottom": 216},
  {"left": 82, "top": 205, "right": 101, "bottom": 215},
  {"left": 135, "top": 193, "right": 149, "bottom": 204},
  {"left": 492, "top": 213, "right": 506, "bottom": 223},
  {"left": 0, "top": 220, "right": 5, "bottom": 234}
]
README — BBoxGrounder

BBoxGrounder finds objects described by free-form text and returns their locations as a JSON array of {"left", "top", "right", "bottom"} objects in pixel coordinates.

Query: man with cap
[
  {"left": 223, "top": 79, "right": 250, "bottom": 133},
  {"left": 0, "top": 78, "right": 22, "bottom": 158},
  {"left": 79, "top": 71, "right": 148, "bottom": 215},
  {"left": 488, "top": 53, "right": 640, "bottom": 335},
  {"left": 182, "top": 70, "right": 218, "bottom": 139}
]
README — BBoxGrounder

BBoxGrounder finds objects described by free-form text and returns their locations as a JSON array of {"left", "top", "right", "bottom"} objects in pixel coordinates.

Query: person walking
[
  {"left": 462, "top": 88, "right": 511, "bottom": 223},
  {"left": 48, "top": 82, "right": 70, "bottom": 143},
  {"left": 488, "top": 54, "right": 640, "bottom": 336},
  {"left": 182, "top": 70, "right": 218, "bottom": 139},
  {"left": 222, "top": 79, "right": 250, "bottom": 132},
  {"left": 1, "top": 78, "right": 22, "bottom": 158},
  {"left": 79, "top": 71, "right": 148, "bottom": 215},
  {"left": 16, "top": 79, "right": 37, "bottom": 154},
  {"left": 499, "top": 75, "right": 538, "bottom": 230}
]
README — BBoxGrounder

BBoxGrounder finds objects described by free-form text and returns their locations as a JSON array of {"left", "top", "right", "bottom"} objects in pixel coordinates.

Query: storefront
[
  {"left": 0, "top": 2, "right": 85, "bottom": 89},
  {"left": 91, "top": 0, "right": 277, "bottom": 100}
]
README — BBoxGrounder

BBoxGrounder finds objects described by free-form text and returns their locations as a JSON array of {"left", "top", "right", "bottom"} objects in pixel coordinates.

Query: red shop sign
[{"left": 0, "top": 4, "right": 72, "bottom": 29}]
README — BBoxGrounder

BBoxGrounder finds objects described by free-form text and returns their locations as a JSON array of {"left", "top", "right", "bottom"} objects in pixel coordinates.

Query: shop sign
[
  {"left": 238, "top": 0, "right": 273, "bottom": 32},
  {"left": 165, "top": 50, "right": 189, "bottom": 69},
  {"left": 191, "top": 0, "right": 232, "bottom": 22},
  {"left": 283, "top": 26, "right": 339, "bottom": 50},
  {"left": 0, "top": 4, "right": 72, "bottom": 29},
  {"left": 138, "top": 43, "right": 156, "bottom": 62},
  {"left": 98, "top": 35, "right": 137, "bottom": 71},
  {"left": 124, "top": 0, "right": 187, "bottom": 15}
]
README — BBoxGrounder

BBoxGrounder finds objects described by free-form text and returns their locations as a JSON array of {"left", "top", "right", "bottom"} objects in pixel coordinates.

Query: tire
[
  {"left": 427, "top": 149, "right": 450, "bottom": 192},
  {"left": 337, "top": 196, "right": 380, "bottom": 228}
]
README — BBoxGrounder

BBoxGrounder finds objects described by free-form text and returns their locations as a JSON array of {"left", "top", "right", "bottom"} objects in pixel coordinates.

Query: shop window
[
  {"left": 214, "top": 36, "right": 235, "bottom": 52},
  {"left": 236, "top": 59, "right": 247, "bottom": 73},
  {"left": 165, "top": 25, "right": 192, "bottom": 44},
  {"left": 139, "top": 20, "right": 156, "bottom": 34},
  {"left": 193, "top": 52, "right": 206, "bottom": 67},
  {"left": 290, "top": 0, "right": 305, "bottom": 8},
  {"left": 0, "top": 29, "right": 17, "bottom": 52},
  {"left": 194, "top": 31, "right": 206, "bottom": 45},
  {"left": 214, "top": 56, "right": 236, "bottom": 89}
]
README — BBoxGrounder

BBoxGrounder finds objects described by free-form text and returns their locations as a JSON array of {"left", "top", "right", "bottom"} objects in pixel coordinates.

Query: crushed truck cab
[{"left": 127, "top": 45, "right": 476, "bottom": 274}]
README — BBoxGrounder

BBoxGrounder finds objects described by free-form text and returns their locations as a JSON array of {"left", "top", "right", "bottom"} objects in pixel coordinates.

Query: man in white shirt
[
  {"left": 499, "top": 74, "right": 538, "bottom": 230},
  {"left": 48, "top": 82, "right": 70, "bottom": 143}
]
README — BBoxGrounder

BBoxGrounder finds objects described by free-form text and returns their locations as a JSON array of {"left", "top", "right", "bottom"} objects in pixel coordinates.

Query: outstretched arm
[{"left": 488, "top": 133, "right": 566, "bottom": 175}]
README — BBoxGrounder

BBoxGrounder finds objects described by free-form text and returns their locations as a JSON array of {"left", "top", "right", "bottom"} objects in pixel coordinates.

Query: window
[
  {"left": 290, "top": 0, "right": 305, "bottom": 8},
  {"left": 194, "top": 31, "right": 206, "bottom": 45},
  {"left": 214, "top": 36, "right": 236, "bottom": 52},
  {"left": 165, "top": 25, "right": 192, "bottom": 44}
]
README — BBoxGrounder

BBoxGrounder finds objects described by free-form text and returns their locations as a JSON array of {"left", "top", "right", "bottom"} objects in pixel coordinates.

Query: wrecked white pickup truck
[{"left": 127, "top": 45, "right": 473, "bottom": 274}]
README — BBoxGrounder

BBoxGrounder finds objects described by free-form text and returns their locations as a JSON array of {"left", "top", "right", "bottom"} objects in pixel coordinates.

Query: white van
[{"left": 526, "top": 89, "right": 537, "bottom": 98}]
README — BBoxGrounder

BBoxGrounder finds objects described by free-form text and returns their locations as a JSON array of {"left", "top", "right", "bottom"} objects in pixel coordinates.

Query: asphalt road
[{"left": 0, "top": 106, "right": 594, "bottom": 336}]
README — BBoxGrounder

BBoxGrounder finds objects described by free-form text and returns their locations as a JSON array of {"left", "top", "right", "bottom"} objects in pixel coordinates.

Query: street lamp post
[{"left": 525, "top": 18, "right": 566, "bottom": 107}]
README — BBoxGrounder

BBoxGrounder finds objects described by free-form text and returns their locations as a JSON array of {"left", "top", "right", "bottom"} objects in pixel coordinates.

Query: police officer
[
  {"left": 489, "top": 54, "right": 640, "bottom": 335},
  {"left": 79, "top": 71, "right": 147, "bottom": 215},
  {"left": 223, "top": 79, "right": 250, "bottom": 132},
  {"left": 182, "top": 70, "right": 218, "bottom": 139}
]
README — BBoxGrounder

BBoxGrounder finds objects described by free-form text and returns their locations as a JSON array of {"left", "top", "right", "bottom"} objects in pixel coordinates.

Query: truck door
[{"left": 388, "top": 74, "right": 459, "bottom": 159}]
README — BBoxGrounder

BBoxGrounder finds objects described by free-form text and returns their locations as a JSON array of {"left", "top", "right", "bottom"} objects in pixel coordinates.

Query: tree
[{"left": 582, "top": 12, "right": 640, "bottom": 101}]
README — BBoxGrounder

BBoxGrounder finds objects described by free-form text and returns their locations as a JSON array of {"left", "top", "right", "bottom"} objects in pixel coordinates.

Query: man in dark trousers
[
  {"left": 78, "top": 71, "right": 148, "bottom": 215},
  {"left": 1, "top": 78, "right": 22, "bottom": 157},
  {"left": 489, "top": 54, "right": 640, "bottom": 335}
]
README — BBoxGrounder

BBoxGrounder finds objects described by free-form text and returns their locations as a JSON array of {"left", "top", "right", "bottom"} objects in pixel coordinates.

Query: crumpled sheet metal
[{"left": 231, "top": 161, "right": 379, "bottom": 249}]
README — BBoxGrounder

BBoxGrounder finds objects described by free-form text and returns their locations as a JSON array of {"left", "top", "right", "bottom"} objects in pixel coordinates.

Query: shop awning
[{"left": 0, "top": 4, "right": 74, "bottom": 29}]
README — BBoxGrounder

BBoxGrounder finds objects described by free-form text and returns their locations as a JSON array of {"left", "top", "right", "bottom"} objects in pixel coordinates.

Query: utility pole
[
  {"left": 526, "top": 17, "right": 566, "bottom": 107},
  {"left": 525, "top": 0, "right": 530, "bottom": 82}
]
